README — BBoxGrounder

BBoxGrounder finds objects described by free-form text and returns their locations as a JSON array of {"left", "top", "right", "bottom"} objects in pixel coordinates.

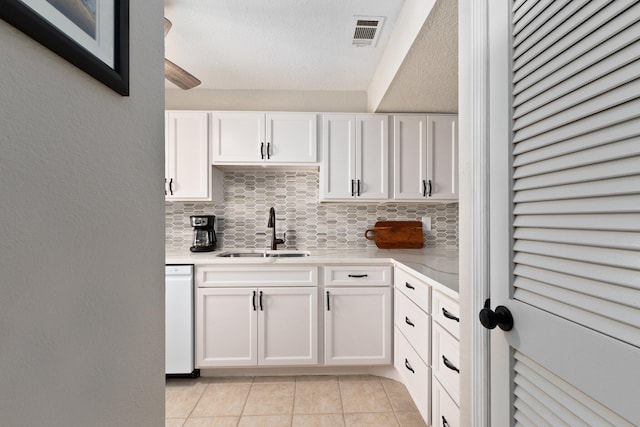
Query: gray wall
[{"left": 0, "top": 4, "right": 165, "bottom": 426}]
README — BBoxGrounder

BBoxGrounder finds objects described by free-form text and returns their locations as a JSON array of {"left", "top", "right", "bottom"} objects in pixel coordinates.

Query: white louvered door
[{"left": 488, "top": 1, "right": 640, "bottom": 426}]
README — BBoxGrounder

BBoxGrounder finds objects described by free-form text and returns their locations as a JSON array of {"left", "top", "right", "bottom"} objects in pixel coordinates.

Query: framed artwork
[{"left": 0, "top": 0, "right": 129, "bottom": 95}]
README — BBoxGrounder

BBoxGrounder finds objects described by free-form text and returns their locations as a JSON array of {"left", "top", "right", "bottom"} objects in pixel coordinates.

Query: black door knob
[{"left": 479, "top": 299, "right": 513, "bottom": 331}]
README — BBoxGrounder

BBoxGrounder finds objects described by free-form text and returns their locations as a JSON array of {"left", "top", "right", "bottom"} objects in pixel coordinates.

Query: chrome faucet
[{"left": 267, "top": 207, "right": 285, "bottom": 250}]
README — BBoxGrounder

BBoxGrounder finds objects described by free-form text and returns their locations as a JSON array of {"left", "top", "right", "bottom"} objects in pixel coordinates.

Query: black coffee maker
[{"left": 190, "top": 215, "right": 217, "bottom": 252}]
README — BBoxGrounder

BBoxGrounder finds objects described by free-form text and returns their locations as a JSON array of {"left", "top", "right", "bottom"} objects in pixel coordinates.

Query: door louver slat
[
  {"left": 514, "top": 353, "right": 635, "bottom": 427},
  {"left": 514, "top": 62, "right": 640, "bottom": 131},
  {"left": 513, "top": 1, "right": 640, "bottom": 90},
  {"left": 514, "top": 40, "right": 640, "bottom": 119},
  {"left": 513, "top": 0, "right": 613, "bottom": 68},
  {"left": 515, "top": 265, "right": 638, "bottom": 309},
  {"left": 513, "top": 119, "right": 640, "bottom": 165},
  {"left": 513, "top": 98, "right": 640, "bottom": 149},
  {"left": 512, "top": 0, "right": 573, "bottom": 51},
  {"left": 514, "top": 138, "right": 640, "bottom": 176},
  {"left": 514, "top": 214, "right": 640, "bottom": 232},
  {"left": 514, "top": 195, "right": 640, "bottom": 215}
]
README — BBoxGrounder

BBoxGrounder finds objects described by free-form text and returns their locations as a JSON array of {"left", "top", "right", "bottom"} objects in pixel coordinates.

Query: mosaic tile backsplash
[{"left": 166, "top": 171, "right": 458, "bottom": 250}]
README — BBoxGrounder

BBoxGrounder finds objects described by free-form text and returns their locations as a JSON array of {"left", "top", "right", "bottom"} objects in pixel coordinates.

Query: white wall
[
  {"left": 166, "top": 88, "right": 368, "bottom": 111},
  {"left": 0, "top": 4, "right": 165, "bottom": 426}
]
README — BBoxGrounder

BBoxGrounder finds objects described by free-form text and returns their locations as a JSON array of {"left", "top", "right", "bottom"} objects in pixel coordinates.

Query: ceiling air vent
[{"left": 352, "top": 16, "right": 385, "bottom": 47}]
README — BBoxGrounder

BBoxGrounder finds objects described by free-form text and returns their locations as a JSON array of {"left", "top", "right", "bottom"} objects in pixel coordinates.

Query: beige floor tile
[
  {"left": 292, "top": 414, "right": 345, "bottom": 427},
  {"left": 191, "top": 383, "right": 251, "bottom": 417},
  {"left": 338, "top": 375, "right": 380, "bottom": 383},
  {"left": 381, "top": 379, "right": 419, "bottom": 412},
  {"left": 184, "top": 417, "right": 240, "bottom": 427},
  {"left": 344, "top": 412, "right": 399, "bottom": 427},
  {"left": 243, "top": 383, "right": 296, "bottom": 415},
  {"left": 395, "top": 412, "right": 427, "bottom": 427},
  {"left": 339, "top": 378, "right": 392, "bottom": 413},
  {"left": 166, "top": 419, "right": 186, "bottom": 427},
  {"left": 166, "top": 379, "right": 208, "bottom": 418},
  {"left": 207, "top": 376, "right": 255, "bottom": 384},
  {"left": 238, "top": 415, "right": 292, "bottom": 427},
  {"left": 294, "top": 380, "right": 342, "bottom": 414},
  {"left": 254, "top": 376, "right": 296, "bottom": 383},
  {"left": 296, "top": 375, "right": 338, "bottom": 383}
]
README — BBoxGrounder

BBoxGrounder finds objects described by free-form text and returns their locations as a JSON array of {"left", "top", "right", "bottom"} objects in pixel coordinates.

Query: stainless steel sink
[{"left": 217, "top": 250, "right": 310, "bottom": 258}]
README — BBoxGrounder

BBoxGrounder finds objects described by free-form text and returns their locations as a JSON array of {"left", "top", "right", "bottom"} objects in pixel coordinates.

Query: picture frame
[{"left": 0, "top": 0, "right": 129, "bottom": 96}]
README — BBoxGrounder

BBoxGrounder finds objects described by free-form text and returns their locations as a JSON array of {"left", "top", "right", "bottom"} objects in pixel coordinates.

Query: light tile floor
[{"left": 166, "top": 375, "right": 428, "bottom": 427}]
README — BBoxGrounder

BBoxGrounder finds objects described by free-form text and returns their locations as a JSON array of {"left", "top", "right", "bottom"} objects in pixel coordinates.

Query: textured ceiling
[
  {"left": 376, "top": 0, "right": 458, "bottom": 113},
  {"left": 164, "top": 0, "right": 404, "bottom": 91},
  {"left": 164, "top": 0, "right": 458, "bottom": 113}
]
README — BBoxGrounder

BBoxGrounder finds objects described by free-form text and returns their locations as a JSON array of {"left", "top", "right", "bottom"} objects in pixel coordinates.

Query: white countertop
[{"left": 167, "top": 247, "right": 459, "bottom": 295}]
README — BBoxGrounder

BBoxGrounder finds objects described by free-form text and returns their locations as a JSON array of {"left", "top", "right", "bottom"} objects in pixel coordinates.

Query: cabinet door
[
  {"left": 258, "top": 287, "right": 318, "bottom": 366},
  {"left": 320, "top": 114, "right": 356, "bottom": 200},
  {"left": 266, "top": 113, "right": 317, "bottom": 163},
  {"left": 356, "top": 115, "right": 388, "bottom": 200},
  {"left": 165, "top": 111, "right": 210, "bottom": 200},
  {"left": 393, "top": 115, "right": 428, "bottom": 200},
  {"left": 427, "top": 115, "right": 458, "bottom": 200},
  {"left": 324, "top": 287, "right": 392, "bottom": 365},
  {"left": 211, "top": 112, "right": 265, "bottom": 163},
  {"left": 195, "top": 287, "right": 258, "bottom": 367}
]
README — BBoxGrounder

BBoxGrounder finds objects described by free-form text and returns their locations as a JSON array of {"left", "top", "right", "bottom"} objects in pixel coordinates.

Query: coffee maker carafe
[{"left": 190, "top": 215, "right": 217, "bottom": 252}]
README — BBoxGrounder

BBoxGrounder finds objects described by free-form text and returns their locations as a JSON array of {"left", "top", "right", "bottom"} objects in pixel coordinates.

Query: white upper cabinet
[
  {"left": 393, "top": 115, "right": 428, "bottom": 200},
  {"left": 211, "top": 112, "right": 317, "bottom": 164},
  {"left": 165, "top": 111, "right": 222, "bottom": 201},
  {"left": 427, "top": 115, "right": 458, "bottom": 200},
  {"left": 392, "top": 114, "right": 458, "bottom": 201},
  {"left": 320, "top": 114, "right": 388, "bottom": 201}
]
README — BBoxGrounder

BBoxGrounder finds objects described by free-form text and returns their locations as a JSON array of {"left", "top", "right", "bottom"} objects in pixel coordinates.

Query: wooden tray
[{"left": 364, "top": 221, "right": 424, "bottom": 249}]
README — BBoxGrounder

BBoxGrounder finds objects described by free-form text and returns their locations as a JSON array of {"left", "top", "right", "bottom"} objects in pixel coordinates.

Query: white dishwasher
[{"left": 165, "top": 265, "right": 199, "bottom": 377}]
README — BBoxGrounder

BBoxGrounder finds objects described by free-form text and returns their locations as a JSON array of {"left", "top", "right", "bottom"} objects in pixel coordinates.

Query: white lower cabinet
[
  {"left": 323, "top": 264, "right": 393, "bottom": 366},
  {"left": 394, "top": 266, "right": 432, "bottom": 423},
  {"left": 431, "top": 290, "right": 461, "bottom": 424},
  {"left": 196, "top": 286, "right": 317, "bottom": 367},
  {"left": 433, "top": 379, "right": 460, "bottom": 427},
  {"left": 195, "top": 265, "right": 319, "bottom": 368},
  {"left": 323, "top": 286, "right": 392, "bottom": 365},
  {"left": 258, "top": 287, "right": 318, "bottom": 366},
  {"left": 396, "top": 329, "right": 431, "bottom": 420}
]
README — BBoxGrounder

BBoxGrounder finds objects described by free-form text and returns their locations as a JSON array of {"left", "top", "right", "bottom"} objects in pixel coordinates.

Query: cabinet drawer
[
  {"left": 197, "top": 265, "right": 318, "bottom": 287},
  {"left": 323, "top": 265, "right": 392, "bottom": 286},
  {"left": 432, "top": 290, "right": 460, "bottom": 339},
  {"left": 395, "top": 268, "right": 430, "bottom": 312},
  {"left": 395, "top": 290, "right": 430, "bottom": 364},
  {"left": 433, "top": 379, "right": 460, "bottom": 427},
  {"left": 396, "top": 330, "right": 431, "bottom": 422},
  {"left": 432, "top": 323, "right": 460, "bottom": 405}
]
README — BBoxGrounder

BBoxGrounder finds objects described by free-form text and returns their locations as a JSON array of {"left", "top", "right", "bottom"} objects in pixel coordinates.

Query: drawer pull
[
  {"left": 442, "top": 355, "right": 460, "bottom": 373},
  {"left": 442, "top": 307, "right": 460, "bottom": 322},
  {"left": 404, "top": 358, "right": 415, "bottom": 374},
  {"left": 405, "top": 316, "right": 415, "bottom": 327},
  {"left": 442, "top": 416, "right": 450, "bottom": 427},
  {"left": 348, "top": 274, "right": 368, "bottom": 278},
  {"left": 405, "top": 282, "right": 415, "bottom": 290}
]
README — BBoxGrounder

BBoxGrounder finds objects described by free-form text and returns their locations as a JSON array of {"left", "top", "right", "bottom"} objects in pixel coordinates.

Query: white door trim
[{"left": 459, "top": 0, "right": 491, "bottom": 426}]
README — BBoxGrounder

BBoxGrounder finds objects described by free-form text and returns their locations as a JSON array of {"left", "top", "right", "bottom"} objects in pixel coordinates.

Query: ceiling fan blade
[
  {"left": 164, "top": 18, "right": 172, "bottom": 38},
  {"left": 165, "top": 58, "right": 201, "bottom": 90}
]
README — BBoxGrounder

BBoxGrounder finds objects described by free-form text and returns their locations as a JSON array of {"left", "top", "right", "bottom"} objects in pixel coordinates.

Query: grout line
[{"left": 183, "top": 379, "right": 208, "bottom": 421}]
